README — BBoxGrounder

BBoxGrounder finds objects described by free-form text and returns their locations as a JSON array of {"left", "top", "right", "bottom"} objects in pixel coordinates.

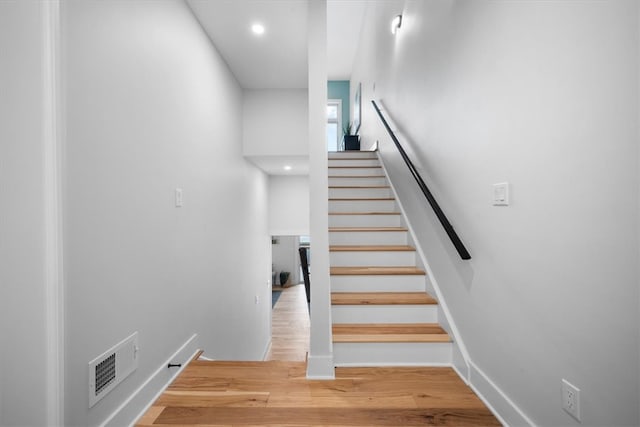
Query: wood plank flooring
[
  {"left": 137, "top": 360, "right": 500, "bottom": 426},
  {"left": 330, "top": 244, "right": 414, "bottom": 251},
  {"left": 264, "top": 284, "right": 309, "bottom": 362},
  {"left": 328, "top": 198, "right": 396, "bottom": 201},
  {"left": 330, "top": 266, "right": 425, "bottom": 275},
  {"left": 332, "top": 323, "right": 451, "bottom": 343},
  {"left": 135, "top": 286, "right": 501, "bottom": 426},
  {"left": 329, "top": 226, "right": 408, "bottom": 232},
  {"left": 328, "top": 175, "right": 386, "bottom": 178},
  {"left": 328, "top": 186, "right": 391, "bottom": 189},
  {"left": 331, "top": 292, "right": 438, "bottom": 305}
]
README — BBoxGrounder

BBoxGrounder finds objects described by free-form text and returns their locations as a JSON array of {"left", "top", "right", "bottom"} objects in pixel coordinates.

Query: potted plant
[
  {"left": 342, "top": 123, "right": 360, "bottom": 151},
  {"left": 279, "top": 271, "right": 291, "bottom": 287}
]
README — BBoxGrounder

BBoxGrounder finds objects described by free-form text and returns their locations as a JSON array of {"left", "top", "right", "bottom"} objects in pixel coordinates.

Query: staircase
[{"left": 328, "top": 151, "right": 452, "bottom": 366}]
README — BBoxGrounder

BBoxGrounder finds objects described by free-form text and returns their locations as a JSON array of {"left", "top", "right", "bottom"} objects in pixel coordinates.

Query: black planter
[{"left": 344, "top": 135, "right": 360, "bottom": 151}]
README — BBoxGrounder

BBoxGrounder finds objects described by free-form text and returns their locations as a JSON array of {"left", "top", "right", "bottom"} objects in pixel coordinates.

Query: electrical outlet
[{"left": 562, "top": 379, "right": 581, "bottom": 421}]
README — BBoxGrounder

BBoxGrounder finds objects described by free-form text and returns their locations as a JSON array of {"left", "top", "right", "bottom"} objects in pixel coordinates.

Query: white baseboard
[
  {"left": 306, "top": 354, "right": 335, "bottom": 379},
  {"left": 100, "top": 333, "right": 200, "bottom": 427},
  {"left": 261, "top": 339, "right": 272, "bottom": 361},
  {"left": 467, "top": 360, "right": 535, "bottom": 427},
  {"left": 452, "top": 343, "right": 470, "bottom": 382}
]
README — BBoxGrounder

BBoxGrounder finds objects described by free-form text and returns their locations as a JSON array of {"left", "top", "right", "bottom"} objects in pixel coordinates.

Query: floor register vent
[{"left": 88, "top": 332, "right": 139, "bottom": 407}]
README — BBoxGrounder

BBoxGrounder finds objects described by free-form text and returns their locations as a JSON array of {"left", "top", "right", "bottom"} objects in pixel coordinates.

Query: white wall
[
  {"left": 0, "top": 2, "right": 50, "bottom": 425},
  {"left": 243, "top": 89, "right": 309, "bottom": 156},
  {"left": 63, "top": 1, "right": 270, "bottom": 425},
  {"left": 272, "top": 236, "right": 300, "bottom": 285},
  {"left": 268, "top": 176, "right": 310, "bottom": 236},
  {"left": 352, "top": 1, "right": 639, "bottom": 426}
]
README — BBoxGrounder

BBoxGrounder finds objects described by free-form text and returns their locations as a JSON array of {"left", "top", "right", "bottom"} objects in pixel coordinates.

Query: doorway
[
  {"left": 272, "top": 235, "right": 305, "bottom": 287},
  {"left": 327, "top": 99, "right": 342, "bottom": 151},
  {"left": 267, "top": 235, "right": 311, "bottom": 361}
]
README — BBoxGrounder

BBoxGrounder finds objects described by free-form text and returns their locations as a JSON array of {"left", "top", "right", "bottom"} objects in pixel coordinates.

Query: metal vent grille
[
  {"left": 88, "top": 332, "right": 138, "bottom": 407},
  {"left": 95, "top": 353, "right": 116, "bottom": 396}
]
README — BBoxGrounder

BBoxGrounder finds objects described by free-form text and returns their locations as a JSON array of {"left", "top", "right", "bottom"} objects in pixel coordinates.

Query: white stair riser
[
  {"left": 329, "top": 200, "right": 397, "bottom": 212},
  {"left": 327, "top": 152, "right": 453, "bottom": 368},
  {"left": 328, "top": 159, "right": 380, "bottom": 167},
  {"left": 329, "top": 152, "right": 377, "bottom": 159},
  {"left": 329, "top": 177, "right": 387, "bottom": 186},
  {"left": 333, "top": 342, "right": 452, "bottom": 366},
  {"left": 331, "top": 305, "right": 438, "bottom": 323},
  {"left": 330, "top": 275, "right": 426, "bottom": 292},
  {"left": 330, "top": 251, "right": 417, "bottom": 267},
  {"left": 329, "top": 231, "right": 408, "bottom": 245},
  {"left": 329, "top": 214, "right": 402, "bottom": 228},
  {"left": 328, "top": 187, "right": 392, "bottom": 199},
  {"left": 328, "top": 167, "right": 384, "bottom": 176}
]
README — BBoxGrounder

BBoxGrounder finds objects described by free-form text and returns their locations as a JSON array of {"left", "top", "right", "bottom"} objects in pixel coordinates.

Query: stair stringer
[{"left": 375, "top": 152, "right": 471, "bottom": 381}]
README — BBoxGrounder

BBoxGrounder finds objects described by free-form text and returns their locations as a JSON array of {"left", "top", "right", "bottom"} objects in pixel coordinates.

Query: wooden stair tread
[
  {"left": 328, "top": 157, "right": 379, "bottom": 160},
  {"left": 328, "top": 212, "right": 401, "bottom": 215},
  {"left": 330, "top": 245, "right": 415, "bottom": 252},
  {"left": 331, "top": 266, "right": 425, "bottom": 276},
  {"left": 188, "top": 359, "right": 298, "bottom": 368},
  {"left": 328, "top": 166, "right": 382, "bottom": 169},
  {"left": 329, "top": 198, "right": 395, "bottom": 201},
  {"left": 329, "top": 227, "right": 407, "bottom": 232},
  {"left": 331, "top": 292, "right": 437, "bottom": 305},
  {"left": 328, "top": 175, "right": 386, "bottom": 178},
  {"left": 329, "top": 186, "right": 390, "bottom": 189},
  {"left": 332, "top": 323, "right": 450, "bottom": 343}
]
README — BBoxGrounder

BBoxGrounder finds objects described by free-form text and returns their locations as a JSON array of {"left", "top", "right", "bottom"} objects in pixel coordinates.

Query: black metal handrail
[{"left": 371, "top": 100, "right": 471, "bottom": 260}]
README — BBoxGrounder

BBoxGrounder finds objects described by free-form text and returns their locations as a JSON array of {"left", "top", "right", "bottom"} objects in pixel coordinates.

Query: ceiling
[
  {"left": 186, "top": 0, "right": 368, "bottom": 174},
  {"left": 245, "top": 155, "right": 309, "bottom": 176},
  {"left": 187, "top": 0, "right": 309, "bottom": 89},
  {"left": 327, "top": 0, "right": 367, "bottom": 80},
  {"left": 187, "top": 0, "right": 366, "bottom": 88}
]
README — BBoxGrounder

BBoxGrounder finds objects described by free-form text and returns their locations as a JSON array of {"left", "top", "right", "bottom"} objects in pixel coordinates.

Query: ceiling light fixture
[
  {"left": 391, "top": 14, "right": 402, "bottom": 35},
  {"left": 283, "top": 165, "right": 292, "bottom": 171},
  {"left": 251, "top": 23, "right": 265, "bottom": 35}
]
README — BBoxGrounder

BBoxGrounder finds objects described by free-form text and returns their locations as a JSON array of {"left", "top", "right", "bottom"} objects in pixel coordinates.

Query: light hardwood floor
[
  {"left": 265, "top": 284, "right": 310, "bottom": 361},
  {"left": 136, "top": 285, "right": 501, "bottom": 426}
]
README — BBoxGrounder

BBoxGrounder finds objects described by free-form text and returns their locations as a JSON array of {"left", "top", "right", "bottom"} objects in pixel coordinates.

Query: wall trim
[
  {"left": 468, "top": 360, "right": 535, "bottom": 427},
  {"left": 376, "top": 152, "right": 471, "bottom": 377},
  {"left": 306, "top": 354, "right": 335, "bottom": 379},
  {"left": 261, "top": 339, "right": 272, "bottom": 361},
  {"left": 42, "top": 1, "right": 64, "bottom": 425},
  {"left": 101, "top": 334, "right": 200, "bottom": 427}
]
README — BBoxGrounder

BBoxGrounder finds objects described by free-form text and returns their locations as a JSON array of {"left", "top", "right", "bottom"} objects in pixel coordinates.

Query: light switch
[
  {"left": 493, "top": 182, "right": 509, "bottom": 206},
  {"left": 175, "top": 188, "right": 183, "bottom": 207}
]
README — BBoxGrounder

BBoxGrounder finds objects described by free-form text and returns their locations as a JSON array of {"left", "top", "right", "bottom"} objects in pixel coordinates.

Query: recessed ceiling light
[
  {"left": 283, "top": 165, "right": 292, "bottom": 171},
  {"left": 251, "top": 23, "right": 265, "bottom": 35}
]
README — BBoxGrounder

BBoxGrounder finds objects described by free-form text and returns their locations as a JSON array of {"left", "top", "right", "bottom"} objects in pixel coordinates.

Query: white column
[{"left": 306, "top": 0, "right": 334, "bottom": 379}]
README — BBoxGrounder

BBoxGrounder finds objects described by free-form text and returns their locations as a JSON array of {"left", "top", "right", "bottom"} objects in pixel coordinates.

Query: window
[{"left": 327, "top": 100, "right": 342, "bottom": 151}]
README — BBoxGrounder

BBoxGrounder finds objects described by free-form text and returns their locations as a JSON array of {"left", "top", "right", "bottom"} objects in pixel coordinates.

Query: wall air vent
[
  {"left": 88, "top": 332, "right": 139, "bottom": 407},
  {"left": 95, "top": 353, "right": 116, "bottom": 395}
]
